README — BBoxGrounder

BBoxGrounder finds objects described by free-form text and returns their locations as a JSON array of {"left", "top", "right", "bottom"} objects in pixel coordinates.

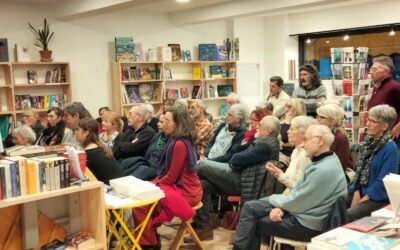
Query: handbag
[{"left": 221, "top": 210, "right": 241, "bottom": 231}]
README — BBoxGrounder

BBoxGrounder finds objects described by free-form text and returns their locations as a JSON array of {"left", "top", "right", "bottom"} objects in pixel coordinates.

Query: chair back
[{"left": 322, "top": 195, "right": 349, "bottom": 232}]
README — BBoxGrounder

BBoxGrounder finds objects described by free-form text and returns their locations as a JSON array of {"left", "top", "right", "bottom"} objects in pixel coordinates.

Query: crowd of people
[{"left": 3, "top": 55, "right": 400, "bottom": 250}]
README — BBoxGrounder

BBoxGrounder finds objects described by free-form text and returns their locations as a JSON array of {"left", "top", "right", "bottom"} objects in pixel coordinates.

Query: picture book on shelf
[
  {"left": 342, "top": 64, "right": 353, "bottom": 79},
  {"left": 134, "top": 42, "right": 144, "bottom": 61},
  {"left": 166, "top": 88, "right": 179, "bottom": 100},
  {"left": 0, "top": 38, "right": 8, "bottom": 62},
  {"left": 192, "top": 67, "right": 201, "bottom": 79},
  {"left": 180, "top": 87, "right": 189, "bottom": 98},
  {"left": 158, "top": 46, "right": 172, "bottom": 62},
  {"left": 217, "top": 85, "right": 234, "bottom": 97},
  {"left": 125, "top": 85, "right": 141, "bottom": 103},
  {"left": 356, "top": 47, "right": 369, "bottom": 63},
  {"left": 139, "top": 83, "right": 153, "bottom": 102},
  {"left": 342, "top": 80, "right": 353, "bottom": 96},
  {"left": 210, "top": 65, "right": 223, "bottom": 78},
  {"left": 15, "top": 43, "right": 31, "bottom": 62},
  {"left": 216, "top": 45, "right": 228, "bottom": 61},
  {"left": 199, "top": 44, "right": 217, "bottom": 61},
  {"left": 207, "top": 84, "right": 218, "bottom": 98},
  {"left": 168, "top": 43, "right": 182, "bottom": 61},
  {"left": 192, "top": 85, "right": 201, "bottom": 99},
  {"left": 330, "top": 48, "right": 342, "bottom": 63},
  {"left": 148, "top": 48, "right": 158, "bottom": 62},
  {"left": 333, "top": 80, "right": 343, "bottom": 96},
  {"left": 182, "top": 50, "right": 192, "bottom": 61},
  {"left": 343, "top": 47, "right": 355, "bottom": 63},
  {"left": 115, "top": 37, "right": 135, "bottom": 61},
  {"left": 152, "top": 84, "right": 163, "bottom": 102},
  {"left": 27, "top": 70, "right": 37, "bottom": 84},
  {"left": 332, "top": 64, "right": 343, "bottom": 80}
]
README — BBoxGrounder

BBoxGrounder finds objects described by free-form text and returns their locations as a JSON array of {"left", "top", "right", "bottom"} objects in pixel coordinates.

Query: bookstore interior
[{"left": 1, "top": 0, "right": 400, "bottom": 249}]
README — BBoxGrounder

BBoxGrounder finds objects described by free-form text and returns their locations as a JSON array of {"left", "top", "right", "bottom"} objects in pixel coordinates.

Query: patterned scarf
[{"left": 354, "top": 131, "right": 391, "bottom": 186}]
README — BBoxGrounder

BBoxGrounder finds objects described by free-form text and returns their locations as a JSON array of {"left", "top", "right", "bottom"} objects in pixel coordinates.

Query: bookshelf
[
  {"left": 0, "top": 181, "right": 106, "bottom": 249},
  {"left": 330, "top": 47, "right": 371, "bottom": 143},
  {"left": 111, "top": 60, "right": 237, "bottom": 118},
  {"left": 0, "top": 62, "right": 72, "bottom": 137}
]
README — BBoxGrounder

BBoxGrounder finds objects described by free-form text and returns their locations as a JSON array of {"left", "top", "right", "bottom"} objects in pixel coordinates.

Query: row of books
[
  {"left": 330, "top": 47, "right": 369, "bottom": 64},
  {"left": 206, "top": 84, "right": 234, "bottom": 98},
  {"left": 0, "top": 155, "right": 71, "bottom": 200},
  {"left": 121, "top": 84, "right": 163, "bottom": 104},
  {"left": 331, "top": 63, "right": 369, "bottom": 80},
  {"left": 15, "top": 94, "right": 66, "bottom": 110},
  {"left": 208, "top": 65, "right": 236, "bottom": 78},
  {"left": 121, "top": 66, "right": 161, "bottom": 81},
  {"left": 26, "top": 67, "right": 67, "bottom": 84},
  {"left": 332, "top": 79, "right": 371, "bottom": 97}
]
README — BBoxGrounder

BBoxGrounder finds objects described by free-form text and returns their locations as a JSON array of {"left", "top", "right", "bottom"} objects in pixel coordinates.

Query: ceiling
[{"left": 0, "top": 0, "right": 386, "bottom": 25}]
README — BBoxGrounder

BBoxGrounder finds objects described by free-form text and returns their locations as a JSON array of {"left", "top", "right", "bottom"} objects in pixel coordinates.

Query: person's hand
[
  {"left": 351, "top": 190, "right": 361, "bottom": 206},
  {"left": 269, "top": 208, "right": 284, "bottom": 222},
  {"left": 266, "top": 162, "right": 282, "bottom": 179},
  {"left": 199, "top": 155, "right": 207, "bottom": 160},
  {"left": 391, "top": 122, "right": 400, "bottom": 139}
]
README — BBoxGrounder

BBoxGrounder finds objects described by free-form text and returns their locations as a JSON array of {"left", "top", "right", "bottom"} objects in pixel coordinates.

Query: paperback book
[
  {"left": 0, "top": 38, "right": 8, "bottom": 62},
  {"left": 217, "top": 85, "right": 234, "bottom": 97},
  {"left": 199, "top": 44, "right": 217, "bottom": 61},
  {"left": 342, "top": 216, "right": 388, "bottom": 232},
  {"left": 168, "top": 44, "right": 182, "bottom": 61},
  {"left": 115, "top": 37, "right": 135, "bottom": 61}
]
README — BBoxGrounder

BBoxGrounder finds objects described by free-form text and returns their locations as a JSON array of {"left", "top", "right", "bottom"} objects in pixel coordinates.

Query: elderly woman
[
  {"left": 266, "top": 116, "right": 316, "bottom": 193},
  {"left": 11, "top": 126, "right": 36, "bottom": 146},
  {"left": 99, "top": 112, "right": 123, "bottom": 149},
  {"left": 241, "top": 108, "right": 271, "bottom": 145},
  {"left": 36, "top": 107, "right": 66, "bottom": 146},
  {"left": 133, "top": 105, "right": 202, "bottom": 249},
  {"left": 316, "top": 104, "right": 353, "bottom": 173},
  {"left": 347, "top": 104, "right": 399, "bottom": 221},
  {"left": 202, "top": 103, "right": 249, "bottom": 162}
]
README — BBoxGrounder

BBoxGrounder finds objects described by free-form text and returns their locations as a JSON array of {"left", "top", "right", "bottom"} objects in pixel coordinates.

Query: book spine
[
  {"left": 4, "top": 165, "right": 12, "bottom": 198},
  {"left": 59, "top": 160, "right": 64, "bottom": 188},
  {"left": 0, "top": 167, "right": 5, "bottom": 199},
  {"left": 10, "top": 162, "right": 20, "bottom": 197},
  {"left": 64, "top": 159, "right": 70, "bottom": 187},
  {"left": 27, "top": 161, "right": 37, "bottom": 194},
  {"left": 19, "top": 159, "right": 27, "bottom": 196}
]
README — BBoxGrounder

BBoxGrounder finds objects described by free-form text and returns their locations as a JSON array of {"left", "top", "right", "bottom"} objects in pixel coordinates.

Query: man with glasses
[
  {"left": 266, "top": 76, "right": 290, "bottom": 119},
  {"left": 233, "top": 124, "right": 347, "bottom": 250}
]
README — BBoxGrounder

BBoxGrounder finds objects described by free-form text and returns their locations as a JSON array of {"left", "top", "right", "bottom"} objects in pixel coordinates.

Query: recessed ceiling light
[
  {"left": 306, "top": 38, "right": 311, "bottom": 44},
  {"left": 343, "top": 34, "right": 350, "bottom": 40},
  {"left": 326, "top": 40, "right": 330, "bottom": 44},
  {"left": 389, "top": 29, "right": 395, "bottom": 36},
  {"left": 176, "top": 0, "right": 190, "bottom": 3}
]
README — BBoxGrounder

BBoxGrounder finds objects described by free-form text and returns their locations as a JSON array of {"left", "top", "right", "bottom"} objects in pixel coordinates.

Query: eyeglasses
[
  {"left": 316, "top": 115, "right": 328, "bottom": 120},
  {"left": 367, "top": 118, "right": 383, "bottom": 124}
]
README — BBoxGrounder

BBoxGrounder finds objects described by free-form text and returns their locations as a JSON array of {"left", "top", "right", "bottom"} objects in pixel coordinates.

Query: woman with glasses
[
  {"left": 347, "top": 104, "right": 398, "bottom": 221},
  {"left": 316, "top": 104, "right": 353, "bottom": 176}
]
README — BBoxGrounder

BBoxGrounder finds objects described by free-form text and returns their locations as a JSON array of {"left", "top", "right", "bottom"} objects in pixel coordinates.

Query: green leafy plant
[{"left": 28, "top": 18, "right": 54, "bottom": 51}]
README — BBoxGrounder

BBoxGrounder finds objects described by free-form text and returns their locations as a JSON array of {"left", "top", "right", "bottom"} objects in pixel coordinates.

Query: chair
[
  {"left": 169, "top": 202, "right": 204, "bottom": 250},
  {"left": 272, "top": 236, "right": 308, "bottom": 250}
]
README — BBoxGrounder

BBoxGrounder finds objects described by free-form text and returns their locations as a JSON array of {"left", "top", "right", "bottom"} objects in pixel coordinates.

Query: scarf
[
  {"left": 354, "top": 131, "right": 391, "bottom": 186},
  {"left": 243, "top": 128, "right": 256, "bottom": 144},
  {"left": 38, "top": 121, "right": 65, "bottom": 146},
  {"left": 157, "top": 138, "right": 198, "bottom": 183}
]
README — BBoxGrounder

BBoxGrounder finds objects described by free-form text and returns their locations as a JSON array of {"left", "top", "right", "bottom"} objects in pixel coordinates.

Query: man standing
[
  {"left": 368, "top": 56, "right": 400, "bottom": 141},
  {"left": 266, "top": 76, "right": 290, "bottom": 119},
  {"left": 233, "top": 125, "right": 347, "bottom": 250},
  {"left": 113, "top": 104, "right": 155, "bottom": 161},
  {"left": 292, "top": 64, "right": 326, "bottom": 117},
  {"left": 188, "top": 100, "right": 214, "bottom": 157}
]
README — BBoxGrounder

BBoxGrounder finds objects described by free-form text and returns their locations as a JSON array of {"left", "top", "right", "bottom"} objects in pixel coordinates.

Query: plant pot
[{"left": 39, "top": 50, "right": 53, "bottom": 62}]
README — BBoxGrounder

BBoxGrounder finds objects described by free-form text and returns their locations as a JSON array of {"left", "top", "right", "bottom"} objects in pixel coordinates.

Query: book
[
  {"left": 166, "top": 88, "right": 179, "bottom": 100},
  {"left": 15, "top": 43, "right": 31, "bottom": 62},
  {"left": 182, "top": 49, "right": 192, "bottom": 61},
  {"left": 220, "top": 103, "right": 228, "bottom": 116},
  {"left": 371, "top": 204, "right": 394, "bottom": 219},
  {"left": 27, "top": 70, "right": 37, "bottom": 84},
  {"left": 192, "top": 85, "right": 201, "bottom": 99},
  {"left": 210, "top": 65, "right": 223, "bottom": 78},
  {"left": 180, "top": 87, "right": 189, "bottom": 98},
  {"left": 110, "top": 176, "right": 165, "bottom": 200},
  {"left": 342, "top": 80, "right": 353, "bottom": 96},
  {"left": 282, "top": 83, "right": 295, "bottom": 96},
  {"left": 192, "top": 67, "right": 201, "bottom": 79},
  {"left": 356, "top": 47, "right": 369, "bottom": 63},
  {"left": 199, "top": 44, "right": 217, "bottom": 61},
  {"left": 343, "top": 47, "right": 355, "bottom": 63},
  {"left": 5, "top": 145, "right": 46, "bottom": 157},
  {"left": 158, "top": 47, "right": 172, "bottom": 62},
  {"left": 134, "top": 42, "right": 144, "bottom": 61},
  {"left": 152, "top": 84, "right": 163, "bottom": 102},
  {"left": 383, "top": 174, "right": 400, "bottom": 219},
  {"left": 217, "top": 85, "right": 234, "bottom": 97},
  {"left": 228, "top": 67, "right": 236, "bottom": 78},
  {"left": 342, "top": 64, "right": 353, "bottom": 79},
  {"left": 332, "top": 64, "right": 343, "bottom": 80},
  {"left": 0, "top": 38, "right": 9, "bottom": 62},
  {"left": 207, "top": 84, "right": 218, "bottom": 98},
  {"left": 115, "top": 37, "right": 135, "bottom": 61},
  {"left": 216, "top": 45, "right": 228, "bottom": 61},
  {"left": 319, "top": 58, "right": 332, "bottom": 79},
  {"left": 168, "top": 44, "right": 182, "bottom": 61},
  {"left": 164, "top": 68, "right": 172, "bottom": 79},
  {"left": 147, "top": 48, "right": 158, "bottom": 62},
  {"left": 138, "top": 83, "right": 153, "bottom": 102},
  {"left": 331, "top": 48, "right": 342, "bottom": 63},
  {"left": 125, "top": 85, "right": 141, "bottom": 103},
  {"left": 342, "top": 216, "right": 388, "bottom": 232}
]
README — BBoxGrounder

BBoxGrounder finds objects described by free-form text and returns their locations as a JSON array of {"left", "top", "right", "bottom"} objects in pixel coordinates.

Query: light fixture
[
  {"left": 306, "top": 38, "right": 311, "bottom": 44},
  {"left": 389, "top": 26, "right": 395, "bottom": 36},
  {"left": 326, "top": 40, "right": 330, "bottom": 44},
  {"left": 343, "top": 33, "right": 350, "bottom": 40}
]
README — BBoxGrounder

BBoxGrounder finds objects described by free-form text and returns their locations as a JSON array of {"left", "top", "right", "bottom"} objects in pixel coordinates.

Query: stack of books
[{"left": 110, "top": 176, "right": 164, "bottom": 200}]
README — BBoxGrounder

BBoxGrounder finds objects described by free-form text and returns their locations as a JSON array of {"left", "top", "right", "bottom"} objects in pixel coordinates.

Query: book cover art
[
  {"left": 356, "top": 47, "right": 369, "bottom": 63},
  {"left": 343, "top": 64, "right": 353, "bottom": 79},
  {"left": 209, "top": 65, "right": 222, "bottom": 78},
  {"left": 217, "top": 85, "right": 234, "bottom": 97},
  {"left": 168, "top": 44, "right": 182, "bottom": 61},
  {"left": 152, "top": 84, "right": 163, "bottom": 102},
  {"left": 199, "top": 44, "right": 217, "bottom": 61},
  {"left": 180, "top": 87, "right": 189, "bottom": 98},
  {"left": 15, "top": 43, "right": 31, "bottom": 62},
  {"left": 115, "top": 37, "right": 135, "bottom": 61},
  {"left": 182, "top": 50, "right": 192, "bottom": 61},
  {"left": 342, "top": 80, "right": 353, "bottom": 96},
  {"left": 147, "top": 48, "right": 158, "bottom": 62},
  {"left": 344, "top": 234, "right": 397, "bottom": 250},
  {"left": 192, "top": 67, "right": 201, "bottom": 79},
  {"left": 134, "top": 43, "right": 144, "bottom": 62},
  {"left": 0, "top": 38, "right": 8, "bottom": 62},
  {"left": 332, "top": 64, "right": 343, "bottom": 80},
  {"left": 125, "top": 85, "right": 141, "bottom": 103},
  {"left": 138, "top": 83, "right": 153, "bottom": 102},
  {"left": 27, "top": 70, "right": 37, "bottom": 84},
  {"left": 333, "top": 81, "right": 343, "bottom": 96},
  {"left": 343, "top": 47, "right": 355, "bottom": 63},
  {"left": 331, "top": 48, "right": 343, "bottom": 63},
  {"left": 158, "top": 47, "right": 172, "bottom": 62},
  {"left": 166, "top": 88, "right": 179, "bottom": 100},
  {"left": 207, "top": 84, "right": 217, "bottom": 98},
  {"left": 22, "top": 95, "right": 32, "bottom": 109},
  {"left": 192, "top": 86, "right": 201, "bottom": 99},
  {"left": 216, "top": 45, "right": 228, "bottom": 61}
]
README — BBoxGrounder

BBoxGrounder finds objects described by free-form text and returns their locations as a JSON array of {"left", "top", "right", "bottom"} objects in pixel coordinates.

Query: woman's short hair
[
  {"left": 368, "top": 104, "right": 397, "bottom": 129},
  {"left": 316, "top": 104, "right": 344, "bottom": 132},
  {"left": 23, "top": 109, "right": 39, "bottom": 120},
  {"left": 291, "top": 116, "right": 317, "bottom": 135},
  {"left": 285, "top": 98, "right": 306, "bottom": 116},
  {"left": 230, "top": 103, "right": 250, "bottom": 129},
  {"left": 47, "top": 107, "right": 64, "bottom": 117},
  {"left": 251, "top": 108, "right": 271, "bottom": 122},
  {"left": 104, "top": 112, "right": 124, "bottom": 133},
  {"left": 12, "top": 125, "right": 36, "bottom": 144},
  {"left": 166, "top": 105, "right": 197, "bottom": 142}
]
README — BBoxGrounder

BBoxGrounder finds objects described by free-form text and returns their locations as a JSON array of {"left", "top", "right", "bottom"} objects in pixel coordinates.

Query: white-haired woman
[
  {"left": 11, "top": 125, "right": 36, "bottom": 146},
  {"left": 267, "top": 116, "right": 316, "bottom": 193},
  {"left": 316, "top": 104, "right": 353, "bottom": 174},
  {"left": 347, "top": 104, "right": 398, "bottom": 221}
]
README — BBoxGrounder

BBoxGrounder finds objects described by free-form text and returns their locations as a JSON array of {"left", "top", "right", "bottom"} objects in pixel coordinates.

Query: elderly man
[
  {"left": 62, "top": 102, "right": 89, "bottom": 145},
  {"left": 196, "top": 115, "right": 281, "bottom": 240},
  {"left": 292, "top": 64, "right": 326, "bottom": 117},
  {"left": 113, "top": 104, "right": 155, "bottom": 161},
  {"left": 226, "top": 92, "right": 241, "bottom": 107},
  {"left": 266, "top": 76, "right": 290, "bottom": 119},
  {"left": 188, "top": 99, "right": 214, "bottom": 157},
  {"left": 233, "top": 124, "right": 347, "bottom": 250}
]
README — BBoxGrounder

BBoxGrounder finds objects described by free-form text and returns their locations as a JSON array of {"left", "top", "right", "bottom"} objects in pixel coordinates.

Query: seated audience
[
  {"left": 347, "top": 104, "right": 398, "bottom": 221},
  {"left": 96, "top": 106, "right": 111, "bottom": 133},
  {"left": 266, "top": 116, "right": 316, "bottom": 193},
  {"left": 11, "top": 125, "right": 36, "bottom": 146},
  {"left": 233, "top": 125, "right": 347, "bottom": 250},
  {"left": 241, "top": 108, "right": 271, "bottom": 146},
  {"left": 4, "top": 109, "right": 44, "bottom": 147},
  {"left": 279, "top": 98, "right": 307, "bottom": 167},
  {"left": 155, "top": 99, "right": 175, "bottom": 118},
  {"left": 196, "top": 116, "right": 281, "bottom": 240},
  {"left": 99, "top": 112, "right": 123, "bottom": 149},
  {"left": 120, "top": 114, "right": 168, "bottom": 181},
  {"left": 62, "top": 102, "right": 90, "bottom": 146},
  {"left": 113, "top": 104, "right": 155, "bottom": 161},
  {"left": 36, "top": 107, "right": 66, "bottom": 146},
  {"left": 256, "top": 101, "right": 274, "bottom": 114},
  {"left": 133, "top": 105, "right": 202, "bottom": 249},
  {"left": 202, "top": 103, "right": 248, "bottom": 162},
  {"left": 226, "top": 92, "right": 241, "bottom": 107},
  {"left": 143, "top": 104, "right": 159, "bottom": 132},
  {"left": 76, "top": 118, "right": 123, "bottom": 185},
  {"left": 316, "top": 104, "right": 353, "bottom": 173},
  {"left": 188, "top": 99, "right": 214, "bottom": 157}
]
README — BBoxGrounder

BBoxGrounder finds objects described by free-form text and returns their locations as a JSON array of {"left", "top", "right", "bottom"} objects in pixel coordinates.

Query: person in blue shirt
[{"left": 348, "top": 104, "right": 399, "bottom": 221}]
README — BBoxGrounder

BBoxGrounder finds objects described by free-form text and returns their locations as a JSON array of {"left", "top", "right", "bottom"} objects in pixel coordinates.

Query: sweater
[
  {"left": 266, "top": 152, "right": 347, "bottom": 231},
  {"left": 85, "top": 147, "right": 123, "bottom": 185},
  {"left": 292, "top": 84, "right": 326, "bottom": 116},
  {"left": 331, "top": 129, "right": 353, "bottom": 170},
  {"left": 349, "top": 140, "right": 398, "bottom": 201},
  {"left": 278, "top": 147, "right": 310, "bottom": 193}
]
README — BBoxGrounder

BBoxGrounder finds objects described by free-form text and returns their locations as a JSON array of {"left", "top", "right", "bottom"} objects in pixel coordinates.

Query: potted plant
[{"left": 28, "top": 18, "right": 54, "bottom": 62}]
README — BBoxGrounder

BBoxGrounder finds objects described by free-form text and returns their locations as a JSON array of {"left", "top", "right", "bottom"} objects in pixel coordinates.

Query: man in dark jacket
[
  {"left": 113, "top": 104, "right": 155, "bottom": 162},
  {"left": 196, "top": 115, "right": 281, "bottom": 240}
]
